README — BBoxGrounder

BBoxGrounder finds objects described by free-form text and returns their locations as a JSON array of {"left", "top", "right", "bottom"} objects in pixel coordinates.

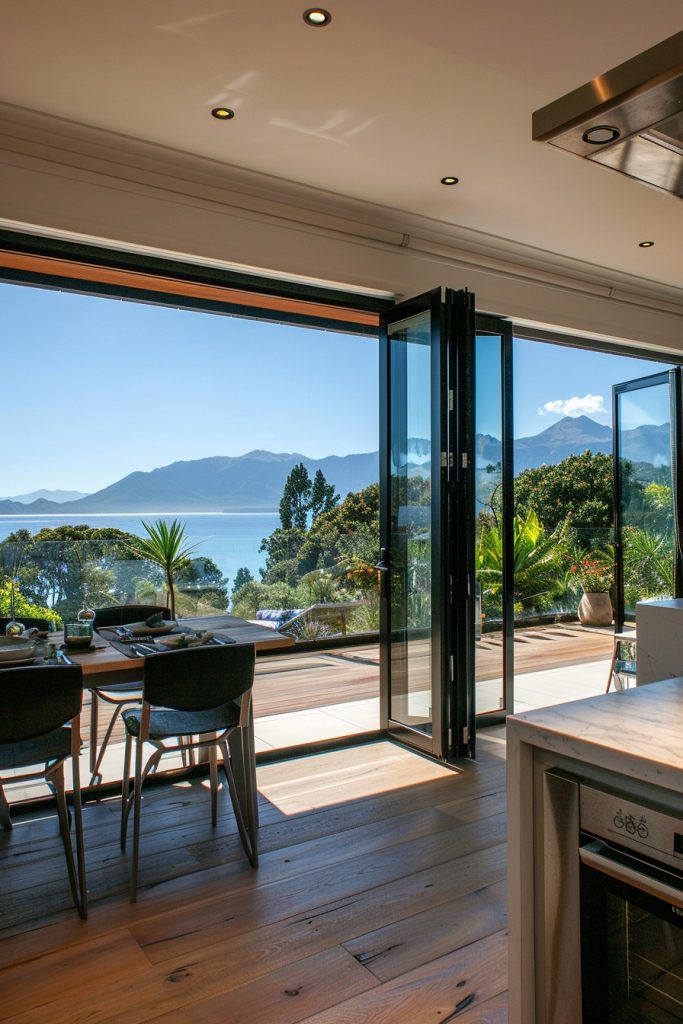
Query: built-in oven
[{"left": 542, "top": 770, "right": 683, "bottom": 1023}]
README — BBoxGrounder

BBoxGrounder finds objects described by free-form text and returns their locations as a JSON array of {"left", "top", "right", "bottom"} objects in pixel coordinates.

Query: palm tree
[{"left": 131, "top": 519, "right": 196, "bottom": 620}]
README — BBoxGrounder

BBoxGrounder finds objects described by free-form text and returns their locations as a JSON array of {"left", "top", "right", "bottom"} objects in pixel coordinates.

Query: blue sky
[
  {"left": 3, "top": 282, "right": 379, "bottom": 493},
  {"left": 489, "top": 338, "right": 670, "bottom": 439},
  {"left": 3, "top": 280, "right": 675, "bottom": 494}
]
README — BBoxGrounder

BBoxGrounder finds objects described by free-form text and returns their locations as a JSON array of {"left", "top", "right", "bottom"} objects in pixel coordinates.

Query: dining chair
[
  {"left": 0, "top": 663, "right": 87, "bottom": 918},
  {"left": 120, "top": 643, "right": 257, "bottom": 902},
  {"left": 88, "top": 604, "right": 171, "bottom": 783},
  {"left": 0, "top": 616, "right": 52, "bottom": 633}
]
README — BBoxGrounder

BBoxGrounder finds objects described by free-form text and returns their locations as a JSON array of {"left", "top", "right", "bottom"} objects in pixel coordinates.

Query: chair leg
[
  {"left": 0, "top": 783, "right": 12, "bottom": 831},
  {"left": 606, "top": 640, "right": 618, "bottom": 693},
  {"left": 218, "top": 737, "right": 257, "bottom": 867},
  {"left": 89, "top": 695, "right": 99, "bottom": 775},
  {"left": 90, "top": 702, "right": 125, "bottom": 785},
  {"left": 71, "top": 753, "right": 88, "bottom": 919},
  {"left": 120, "top": 730, "right": 133, "bottom": 850},
  {"left": 51, "top": 762, "right": 84, "bottom": 917},
  {"left": 209, "top": 745, "right": 219, "bottom": 827},
  {"left": 130, "top": 736, "right": 144, "bottom": 903}
]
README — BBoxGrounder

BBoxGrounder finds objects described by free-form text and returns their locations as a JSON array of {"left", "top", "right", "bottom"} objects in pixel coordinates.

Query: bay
[{"left": 0, "top": 512, "right": 281, "bottom": 584}]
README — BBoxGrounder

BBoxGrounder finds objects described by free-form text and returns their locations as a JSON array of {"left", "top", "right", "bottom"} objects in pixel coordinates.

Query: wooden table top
[{"left": 56, "top": 613, "right": 295, "bottom": 676}]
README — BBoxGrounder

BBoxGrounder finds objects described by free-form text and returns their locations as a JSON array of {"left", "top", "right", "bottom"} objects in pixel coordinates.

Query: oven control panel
[{"left": 580, "top": 781, "right": 683, "bottom": 871}]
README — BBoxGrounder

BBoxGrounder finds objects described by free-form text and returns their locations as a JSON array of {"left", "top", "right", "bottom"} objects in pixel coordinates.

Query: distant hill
[
  {"left": 0, "top": 450, "right": 379, "bottom": 516},
  {"left": 0, "top": 417, "right": 671, "bottom": 519},
  {"left": 0, "top": 489, "right": 90, "bottom": 504},
  {"left": 476, "top": 414, "right": 670, "bottom": 473}
]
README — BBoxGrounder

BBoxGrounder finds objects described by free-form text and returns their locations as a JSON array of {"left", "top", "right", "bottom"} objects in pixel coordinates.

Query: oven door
[{"left": 580, "top": 836, "right": 683, "bottom": 1022}]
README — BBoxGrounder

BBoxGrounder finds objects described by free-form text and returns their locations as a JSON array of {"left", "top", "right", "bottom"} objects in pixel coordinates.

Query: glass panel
[
  {"left": 618, "top": 380, "right": 675, "bottom": 624},
  {"left": 474, "top": 333, "right": 504, "bottom": 715},
  {"left": 388, "top": 311, "right": 432, "bottom": 734}
]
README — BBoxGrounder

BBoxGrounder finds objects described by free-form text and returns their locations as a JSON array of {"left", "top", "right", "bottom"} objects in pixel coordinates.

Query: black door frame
[{"left": 613, "top": 368, "right": 683, "bottom": 631}]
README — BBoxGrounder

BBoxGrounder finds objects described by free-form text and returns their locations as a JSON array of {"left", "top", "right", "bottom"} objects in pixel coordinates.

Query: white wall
[{"left": 1, "top": 104, "right": 682, "bottom": 353}]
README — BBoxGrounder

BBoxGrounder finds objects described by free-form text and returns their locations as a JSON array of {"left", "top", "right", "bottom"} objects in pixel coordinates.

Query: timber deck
[{"left": 0, "top": 736, "right": 508, "bottom": 1023}]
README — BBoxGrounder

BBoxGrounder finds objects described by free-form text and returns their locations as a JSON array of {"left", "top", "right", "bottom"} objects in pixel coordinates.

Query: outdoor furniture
[
  {"left": 606, "top": 630, "right": 637, "bottom": 692},
  {"left": 88, "top": 604, "right": 171, "bottom": 783},
  {"left": 0, "top": 663, "right": 87, "bottom": 918},
  {"left": 120, "top": 644, "right": 258, "bottom": 901},
  {"left": 256, "top": 601, "right": 364, "bottom": 636}
]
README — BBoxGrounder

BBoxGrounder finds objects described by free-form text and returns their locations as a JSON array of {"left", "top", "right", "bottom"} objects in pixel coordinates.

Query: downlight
[
  {"left": 211, "top": 107, "right": 235, "bottom": 120},
  {"left": 582, "top": 125, "right": 621, "bottom": 145},
  {"left": 303, "top": 8, "right": 332, "bottom": 26}
]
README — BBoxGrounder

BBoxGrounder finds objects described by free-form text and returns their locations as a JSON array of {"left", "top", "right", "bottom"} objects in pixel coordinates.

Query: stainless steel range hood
[{"left": 532, "top": 31, "right": 683, "bottom": 198}]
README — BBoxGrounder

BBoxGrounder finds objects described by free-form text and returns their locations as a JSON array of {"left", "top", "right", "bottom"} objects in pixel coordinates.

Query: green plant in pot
[{"left": 569, "top": 552, "right": 613, "bottom": 627}]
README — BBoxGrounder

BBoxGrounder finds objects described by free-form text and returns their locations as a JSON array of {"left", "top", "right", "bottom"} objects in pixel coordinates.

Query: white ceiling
[{"left": 2, "top": 0, "right": 682, "bottom": 291}]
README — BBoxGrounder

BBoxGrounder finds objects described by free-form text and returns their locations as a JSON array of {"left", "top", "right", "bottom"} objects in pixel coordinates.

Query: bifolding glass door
[
  {"left": 378, "top": 289, "right": 510, "bottom": 761},
  {"left": 613, "top": 369, "right": 683, "bottom": 630}
]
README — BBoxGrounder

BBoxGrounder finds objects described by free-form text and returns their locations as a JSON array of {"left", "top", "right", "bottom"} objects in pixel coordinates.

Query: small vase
[
  {"left": 5, "top": 579, "right": 25, "bottom": 635},
  {"left": 578, "top": 591, "right": 613, "bottom": 627}
]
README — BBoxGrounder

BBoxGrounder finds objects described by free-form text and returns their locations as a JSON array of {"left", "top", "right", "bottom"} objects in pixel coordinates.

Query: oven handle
[{"left": 580, "top": 839, "right": 683, "bottom": 910}]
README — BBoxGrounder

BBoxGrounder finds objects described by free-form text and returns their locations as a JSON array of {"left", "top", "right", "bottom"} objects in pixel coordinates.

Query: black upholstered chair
[
  {"left": 88, "top": 605, "right": 171, "bottom": 783},
  {"left": 0, "top": 663, "right": 87, "bottom": 918},
  {"left": 120, "top": 643, "right": 257, "bottom": 902},
  {"left": 0, "top": 616, "right": 52, "bottom": 633}
]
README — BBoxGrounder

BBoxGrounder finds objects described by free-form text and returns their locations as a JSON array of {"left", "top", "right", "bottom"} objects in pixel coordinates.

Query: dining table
[{"left": 49, "top": 613, "right": 296, "bottom": 816}]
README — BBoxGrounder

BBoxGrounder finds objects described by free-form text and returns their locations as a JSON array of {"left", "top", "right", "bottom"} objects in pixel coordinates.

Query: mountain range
[
  {"left": 0, "top": 451, "right": 380, "bottom": 515},
  {"left": 0, "top": 489, "right": 89, "bottom": 504},
  {"left": 476, "top": 414, "right": 670, "bottom": 472},
  {"left": 0, "top": 416, "right": 670, "bottom": 516}
]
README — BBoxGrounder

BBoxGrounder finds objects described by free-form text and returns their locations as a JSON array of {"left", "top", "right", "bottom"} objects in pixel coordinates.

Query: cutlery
[{"left": 133, "top": 643, "right": 157, "bottom": 656}]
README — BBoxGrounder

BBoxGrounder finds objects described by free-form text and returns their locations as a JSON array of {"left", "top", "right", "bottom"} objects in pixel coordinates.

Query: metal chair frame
[
  {"left": 89, "top": 605, "right": 170, "bottom": 783},
  {"left": 119, "top": 645, "right": 258, "bottom": 902}
]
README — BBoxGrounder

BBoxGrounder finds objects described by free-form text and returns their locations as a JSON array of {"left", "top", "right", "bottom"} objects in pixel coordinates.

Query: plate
[
  {"left": 124, "top": 621, "right": 178, "bottom": 637},
  {"left": 0, "top": 655, "right": 37, "bottom": 668}
]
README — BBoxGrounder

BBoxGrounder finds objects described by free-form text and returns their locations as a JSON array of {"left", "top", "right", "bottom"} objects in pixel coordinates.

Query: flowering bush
[{"left": 568, "top": 554, "right": 613, "bottom": 593}]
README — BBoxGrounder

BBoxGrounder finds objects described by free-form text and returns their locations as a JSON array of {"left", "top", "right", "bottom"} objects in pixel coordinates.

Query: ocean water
[{"left": 0, "top": 512, "right": 281, "bottom": 585}]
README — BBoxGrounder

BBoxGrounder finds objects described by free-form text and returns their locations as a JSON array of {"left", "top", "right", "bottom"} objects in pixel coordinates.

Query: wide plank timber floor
[{"left": 0, "top": 736, "right": 508, "bottom": 1023}]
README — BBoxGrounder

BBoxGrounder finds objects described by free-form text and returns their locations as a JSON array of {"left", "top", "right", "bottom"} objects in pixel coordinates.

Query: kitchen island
[{"left": 508, "top": 677, "right": 683, "bottom": 1023}]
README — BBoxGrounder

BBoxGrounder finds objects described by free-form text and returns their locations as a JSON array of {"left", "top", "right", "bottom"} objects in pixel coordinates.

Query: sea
[{"left": 0, "top": 512, "right": 281, "bottom": 585}]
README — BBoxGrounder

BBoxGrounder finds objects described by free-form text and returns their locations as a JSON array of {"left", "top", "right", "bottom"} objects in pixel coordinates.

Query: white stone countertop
[{"left": 507, "top": 676, "right": 683, "bottom": 792}]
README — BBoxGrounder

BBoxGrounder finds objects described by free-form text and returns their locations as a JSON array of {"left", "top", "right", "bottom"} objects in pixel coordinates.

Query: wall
[{"left": 1, "top": 103, "right": 682, "bottom": 353}]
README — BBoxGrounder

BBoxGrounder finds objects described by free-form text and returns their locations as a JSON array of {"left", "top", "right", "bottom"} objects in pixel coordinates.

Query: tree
[
  {"left": 514, "top": 450, "right": 613, "bottom": 543},
  {"left": 279, "top": 463, "right": 311, "bottom": 530},
  {"left": 0, "top": 524, "right": 153, "bottom": 622},
  {"left": 232, "top": 566, "right": 254, "bottom": 599},
  {"left": 175, "top": 556, "right": 229, "bottom": 610},
  {"left": 129, "top": 519, "right": 196, "bottom": 619},
  {"left": 309, "top": 469, "right": 339, "bottom": 521}
]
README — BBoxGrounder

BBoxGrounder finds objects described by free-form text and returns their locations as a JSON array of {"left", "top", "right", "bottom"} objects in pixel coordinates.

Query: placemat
[{"left": 99, "top": 632, "right": 236, "bottom": 658}]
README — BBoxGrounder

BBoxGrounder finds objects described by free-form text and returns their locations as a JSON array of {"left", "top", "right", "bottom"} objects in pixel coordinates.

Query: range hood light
[
  {"left": 533, "top": 30, "right": 683, "bottom": 199},
  {"left": 582, "top": 125, "right": 621, "bottom": 145}
]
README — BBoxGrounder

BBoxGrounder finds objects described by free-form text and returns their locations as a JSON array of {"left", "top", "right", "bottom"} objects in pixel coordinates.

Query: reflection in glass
[
  {"left": 388, "top": 312, "right": 432, "bottom": 734},
  {"left": 617, "top": 380, "right": 675, "bottom": 622},
  {"left": 474, "top": 334, "right": 504, "bottom": 715}
]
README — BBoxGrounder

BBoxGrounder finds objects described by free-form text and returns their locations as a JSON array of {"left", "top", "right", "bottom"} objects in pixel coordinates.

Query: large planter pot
[{"left": 578, "top": 591, "right": 613, "bottom": 627}]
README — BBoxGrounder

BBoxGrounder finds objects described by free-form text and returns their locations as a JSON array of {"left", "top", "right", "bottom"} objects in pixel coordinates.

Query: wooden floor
[{"left": 0, "top": 737, "right": 508, "bottom": 1023}]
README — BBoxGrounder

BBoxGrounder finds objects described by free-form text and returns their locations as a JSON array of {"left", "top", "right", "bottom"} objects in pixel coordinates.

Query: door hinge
[
  {"left": 441, "top": 451, "right": 454, "bottom": 468},
  {"left": 450, "top": 654, "right": 454, "bottom": 681},
  {"left": 461, "top": 452, "right": 469, "bottom": 469},
  {"left": 462, "top": 726, "right": 470, "bottom": 746},
  {"left": 449, "top": 389, "right": 454, "bottom": 412}
]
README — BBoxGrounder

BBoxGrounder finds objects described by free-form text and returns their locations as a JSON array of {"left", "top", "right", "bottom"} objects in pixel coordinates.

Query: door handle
[{"left": 375, "top": 548, "right": 390, "bottom": 573}]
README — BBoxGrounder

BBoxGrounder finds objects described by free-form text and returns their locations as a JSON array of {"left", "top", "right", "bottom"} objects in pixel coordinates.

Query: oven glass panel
[{"left": 582, "top": 864, "right": 683, "bottom": 1022}]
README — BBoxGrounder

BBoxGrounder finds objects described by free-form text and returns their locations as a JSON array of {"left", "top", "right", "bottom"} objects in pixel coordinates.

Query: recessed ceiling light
[
  {"left": 638, "top": 240, "right": 655, "bottom": 248},
  {"left": 582, "top": 125, "right": 620, "bottom": 145},
  {"left": 211, "top": 107, "right": 235, "bottom": 120},
  {"left": 440, "top": 176, "right": 459, "bottom": 185},
  {"left": 303, "top": 8, "right": 332, "bottom": 26}
]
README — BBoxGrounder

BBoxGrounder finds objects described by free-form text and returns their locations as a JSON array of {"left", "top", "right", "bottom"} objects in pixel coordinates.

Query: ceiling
[{"left": 1, "top": 0, "right": 682, "bottom": 291}]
